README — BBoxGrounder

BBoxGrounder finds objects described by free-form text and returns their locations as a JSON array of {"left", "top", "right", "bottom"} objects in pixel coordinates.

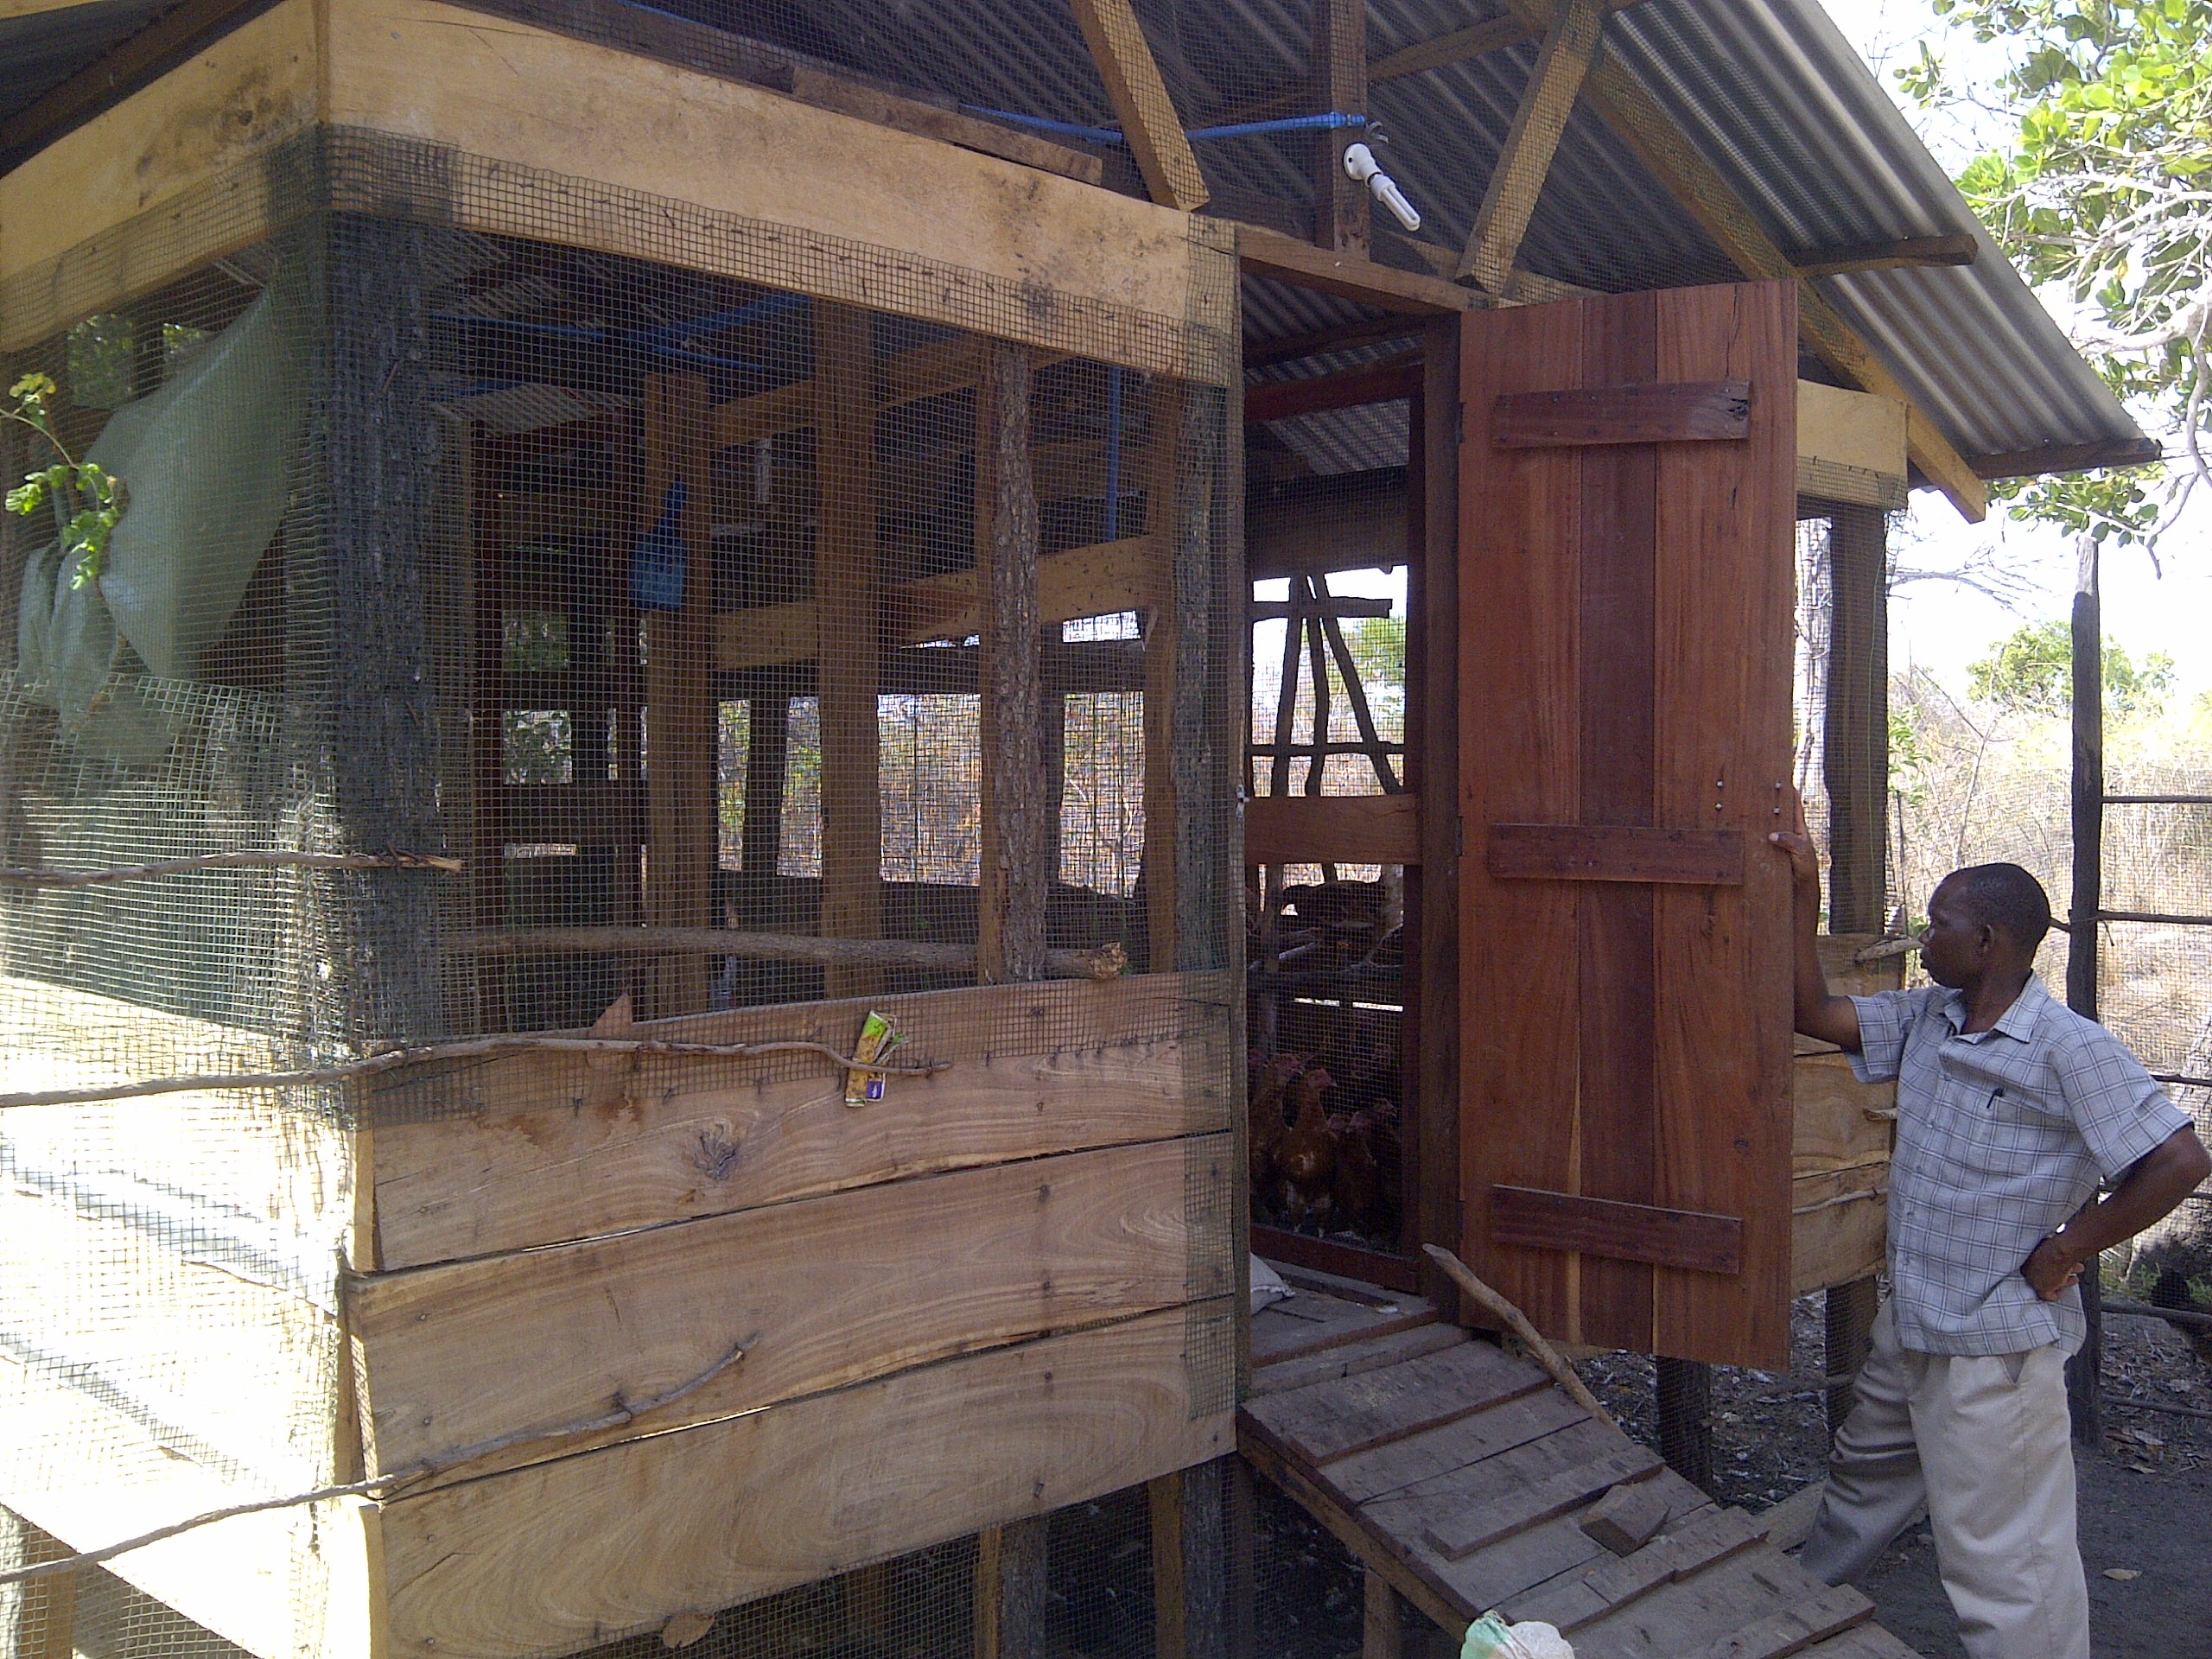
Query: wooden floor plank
[
  {"left": 1501, "top": 1507, "right": 1764, "bottom": 1632},
  {"left": 1566, "top": 1552, "right": 1869, "bottom": 1659},
  {"left": 1421, "top": 1444, "right": 1662, "bottom": 1559},
  {"left": 1437, "top": 1471, "right": 1710, "bottom": 1618},
  {"left": 1797, "top": 1626, "right": 1921, "bottom": 1658},
  {"left": 1250, "top": 1323, "right": 1467, "bottom": 1397},
  {"left": 1247, "top": 1342, "right": 1551, "bottom": 1466},
  {"left": 1324, "top": 1386, "right": 1586, "bottom": 1503},
  {"left": 1252, "top": 1297, "right": 1438, "bottom": 1365}
]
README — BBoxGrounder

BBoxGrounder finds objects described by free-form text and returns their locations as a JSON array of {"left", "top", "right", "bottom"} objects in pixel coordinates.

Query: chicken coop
[{"left": 0, "top": 0, "right": 2156, "bottom": 1656}]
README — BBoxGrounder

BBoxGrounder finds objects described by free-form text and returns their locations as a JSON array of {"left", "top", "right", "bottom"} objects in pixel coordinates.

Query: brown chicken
[
  {"left": 1330, "top": 1108, "right": 1382, "bottom": 1235},
  {"left": 1272, "top": 1065, "right": 1337, "bottom": 1230},
  {"left": 1247, "top": 1051, "right": 1305, "bottom": 1201}
]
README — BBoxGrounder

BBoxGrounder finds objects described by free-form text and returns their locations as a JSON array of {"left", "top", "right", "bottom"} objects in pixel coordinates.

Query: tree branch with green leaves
[
  {"left": 1902, "top": 0, "right": 2209, "bottom": 551},
  {"left": 4, "top": 372, "right": 124, "bottom": 589}
]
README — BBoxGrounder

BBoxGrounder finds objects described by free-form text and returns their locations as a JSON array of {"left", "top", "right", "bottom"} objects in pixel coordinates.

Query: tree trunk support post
[
  {"left": 971, "top": 335, "right": 1056, "bottom": 1652},
  {"left": 1150, "top": 1459, "right": 1230, "bottom": 1659},
  {"left": 1823, "top": 502, "right": 1890, "bottom": 1428},
  {"left": 816, "top": 302, "right": 883, "bottom": 1002},
  {"left": 1656, "top": 1353, "right": 1714, "bottom": 1494},
  {"left": 2067, "top": 536, "right": 2104, "bottom": 1446}
]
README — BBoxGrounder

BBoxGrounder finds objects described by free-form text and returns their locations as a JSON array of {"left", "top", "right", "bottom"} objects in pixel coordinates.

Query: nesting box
[{"left": 0, "top": 3, "right": 1243, "bottom": 1654}]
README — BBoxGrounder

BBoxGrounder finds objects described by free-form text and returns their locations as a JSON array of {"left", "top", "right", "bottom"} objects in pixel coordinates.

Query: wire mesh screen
[{"left": 0, "top": 101, "right": 1242, "bottom": 1659}]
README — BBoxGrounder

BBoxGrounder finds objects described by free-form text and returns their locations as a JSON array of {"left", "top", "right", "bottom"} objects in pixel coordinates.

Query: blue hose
[{"left": 959, "top": 105, "right": 1367, "bottom": 145}]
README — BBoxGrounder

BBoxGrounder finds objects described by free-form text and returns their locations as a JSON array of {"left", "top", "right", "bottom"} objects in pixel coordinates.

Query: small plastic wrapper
[{"left": 843, "top": 1011, "right": 903, "bottom": 1107}]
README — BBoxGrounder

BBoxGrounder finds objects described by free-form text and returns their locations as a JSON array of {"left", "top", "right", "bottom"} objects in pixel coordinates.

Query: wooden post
[
  {"left": 741, "top": 692, "right": 789, "bottom": 885},
  {"left": 977, "top": 341, "right": 1047, "bottom": 984},
  {"left": 641, "top": 372, "right": 716, "bottom": 1017},
  {"left": 1313, "top": 0, "right": 1370, "bottom": 252},
  {"left": 2067, "top": 535, "right": 2104, "bottom": 1446},
  {"left": 464, "top": 424, "right": 509, "bottom": 1033},
  {"left": 1656, "top": 1354, "right": 1714, "bottom": 1494},
  {"left": 1824, "top": 506, "right": 1888, "bottom": 931},
  {"left": 1227, "top": 1454, "right": 1258, "bottom": 1659},
  {"left": 324, "top": 214, "right": 443, "bottom": 1047},
  {"left": 1, "top": 1510, "right": 76, "bottom": 1659},
  {"left": 815, "top": 302, "right": 882, "bottom": 1001},
  {"left": 1361, "top": 1567, "right": 1404, "bottom": 1659},
  {"left": 1150, "top": 1461, "right": 1229, "bottom": 1659},
  {"left": 1412, "top": 315, "right": 1462, "bottom": 1306},
  {"left": 974, "top": 1518, "right": 1048, "bottom": 1659},
  {"left": 973, "top": 338, "right": 1054, "bottom": 1649},
  {"left": 1143, "top": 377, "right": 1184, "bottom": 972},
  {"left": 1822, "top": 504, "right": 1889, "bottom": 1429}
]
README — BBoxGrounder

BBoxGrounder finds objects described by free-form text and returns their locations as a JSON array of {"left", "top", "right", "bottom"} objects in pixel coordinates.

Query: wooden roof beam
[
  {"left": 1238, "top": 225, "right": 1472, "bottom": 315},
  {"left": 1459, "top": 0, "right": 1605, "bottom": 295},
  {"left": 1066, "top": 0, "right": 1208, "bottom": 211},
  {"left": 0, "top": 0, "right": 266, "bottom": 164},
  {"left": 1784, "top": 233, "right": 1978, "bottom": 279},
  {"left": 1493, "top": 0, "right": 1986, "bottom": 521}
]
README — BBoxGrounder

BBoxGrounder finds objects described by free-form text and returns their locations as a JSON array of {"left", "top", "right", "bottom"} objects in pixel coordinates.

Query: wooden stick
[
  {"left": 0, "top": 1343, "right": 749, "bottom": 1588},
  {"left": 0, "top": 1035, "right": 949, "bottom": 1110},
  {"left": 0, "top": 851, "right": 461, "bottom": 887},
  {"left": 450, "top": 927, "right": 1127, "bottom": 981},
  {"left": 1422, "top": 1243, "right": 1617, "bottom": 1427}
]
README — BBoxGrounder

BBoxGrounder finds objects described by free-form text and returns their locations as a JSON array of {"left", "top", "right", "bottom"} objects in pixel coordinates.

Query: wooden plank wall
[
  {"left": 347, "top": 971, "right": 1240, "bottom": 1653},
  {"left": 1791, "top": 936, "right": 1899, "bottom": 1294}
]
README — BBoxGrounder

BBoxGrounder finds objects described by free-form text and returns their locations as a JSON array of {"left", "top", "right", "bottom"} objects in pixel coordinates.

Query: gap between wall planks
[
  {"left": 371, "top": 1303, "right": 1234, "bottom": 1659},
  {"left": 346, "top": 1135, "right": 1231, "bottom": 1484},
  {"left": 358, "top": 969, "right": 1236, "bottom": 1269}
]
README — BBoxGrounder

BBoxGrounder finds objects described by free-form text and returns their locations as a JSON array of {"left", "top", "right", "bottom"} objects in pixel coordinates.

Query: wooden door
[{"left": 1457, "top": 282, "right": 1796, "bottom": 1368}]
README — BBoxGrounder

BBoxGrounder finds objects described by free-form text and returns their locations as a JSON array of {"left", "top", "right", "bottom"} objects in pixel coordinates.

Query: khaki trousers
[{"left": 1800, "top": 1302, "right": 2089, "bottom": 1659}]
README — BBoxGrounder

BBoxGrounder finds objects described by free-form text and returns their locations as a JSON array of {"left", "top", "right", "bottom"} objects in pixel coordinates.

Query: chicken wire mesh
[{"left": 0, "top": 99, "right": 1244, "bottom": 1659}]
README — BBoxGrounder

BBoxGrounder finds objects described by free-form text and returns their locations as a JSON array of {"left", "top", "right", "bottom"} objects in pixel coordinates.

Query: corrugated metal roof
[
  {"left": 0, "top": 0, "right": 168, "bottom": 126},
  {"left": 2, "top": 0, "right": 2145, "bottom": 472}
]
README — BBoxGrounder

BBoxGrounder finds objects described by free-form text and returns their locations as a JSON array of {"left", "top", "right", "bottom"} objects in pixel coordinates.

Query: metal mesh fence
[{"left": 0, "top": 87, "right": 1243, "bottom": 1659}]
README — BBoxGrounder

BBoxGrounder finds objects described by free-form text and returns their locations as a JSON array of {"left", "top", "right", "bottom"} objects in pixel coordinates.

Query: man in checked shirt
[{"left": 1771, "top": 821, "right": 2210, "bottom": 1658}]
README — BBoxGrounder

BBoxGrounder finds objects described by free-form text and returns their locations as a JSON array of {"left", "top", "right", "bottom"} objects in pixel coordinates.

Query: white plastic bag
[{"left": 1460, "top": 1611, "right": 1573, "bottom": 1659}]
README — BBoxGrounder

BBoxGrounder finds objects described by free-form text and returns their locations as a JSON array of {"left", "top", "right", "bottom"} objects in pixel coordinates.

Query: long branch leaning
[
  {"left": 0, "top": 850, "right": 462, "bottom": 886},
  {"left": 451, "top": 927, "right": 1128, "bottom": 982},
  {"left": 0, "top": 1033, "right": 949, "bottom": 1109}
]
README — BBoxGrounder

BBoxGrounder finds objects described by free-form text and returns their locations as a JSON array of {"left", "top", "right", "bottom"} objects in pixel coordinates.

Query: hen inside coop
[{"left": 1243, "top": 364, "right": 1418, "bottom": 1266}]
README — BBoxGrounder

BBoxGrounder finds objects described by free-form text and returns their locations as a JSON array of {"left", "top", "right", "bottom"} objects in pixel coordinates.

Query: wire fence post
[{"left": 2067, "top": 534, "right": 2104, "bottom": 1446}]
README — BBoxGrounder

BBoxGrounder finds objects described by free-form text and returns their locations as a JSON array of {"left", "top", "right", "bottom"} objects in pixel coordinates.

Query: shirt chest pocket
[{"left": 1945, "top": 1082, "right": 2064, "bottom": 1179}]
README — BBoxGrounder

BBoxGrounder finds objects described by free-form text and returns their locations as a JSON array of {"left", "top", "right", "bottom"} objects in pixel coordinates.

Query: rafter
[
  {"left": 1493, "top": 0, "right": 1986, "bottom": 520},
  {"left": 1066, "top": 0, "right": 1208, "bottom": 211},
  {"left": 1459, "top": 0, "right": 1605, "bottom": 294},
  {"left": 1784, "top": 233, "right": 1978, "bottom": 278}
]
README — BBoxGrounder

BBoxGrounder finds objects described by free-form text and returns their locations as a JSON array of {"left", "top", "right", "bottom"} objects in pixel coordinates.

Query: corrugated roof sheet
[{"left": 3, "top": 0, "right": 2146, "bottom": 471}]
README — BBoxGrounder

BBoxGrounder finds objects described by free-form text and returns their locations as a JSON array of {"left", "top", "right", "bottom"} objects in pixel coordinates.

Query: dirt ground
[{"left": 1575, "top": 1297, "right": 2212, "bottom": 1657}]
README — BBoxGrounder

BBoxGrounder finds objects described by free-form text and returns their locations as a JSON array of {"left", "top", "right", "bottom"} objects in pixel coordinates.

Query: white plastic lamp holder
[{"left": 1342, "top": 143, "right": 1421, "bottom": 232}]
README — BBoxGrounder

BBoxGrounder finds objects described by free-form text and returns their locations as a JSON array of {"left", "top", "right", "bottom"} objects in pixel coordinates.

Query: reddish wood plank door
[{"left": 1457, "top": 283, "right": 1796, "bottom": 1368}]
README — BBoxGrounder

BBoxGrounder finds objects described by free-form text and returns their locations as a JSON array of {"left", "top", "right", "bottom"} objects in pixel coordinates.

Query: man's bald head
[{"left": 1941, "top": 862, "right": 2052, "bottom": 954}]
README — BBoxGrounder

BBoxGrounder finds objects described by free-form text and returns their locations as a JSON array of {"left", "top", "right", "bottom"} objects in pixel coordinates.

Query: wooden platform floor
[{"left": 1243, "top": 1268, "right": 1923, "bottom": 1659}]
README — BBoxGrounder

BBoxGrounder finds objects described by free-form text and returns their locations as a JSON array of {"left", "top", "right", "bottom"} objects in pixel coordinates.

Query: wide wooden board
[
  {"left": 349, "top": 1135, "right": 1229, "bottom": 1479},
  {"left": 374, "top": 1304, "right": 1234, "bottom": 1659},
  {"left": 361, "top": 971, "right": 1231, "bottom": 1269}
]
